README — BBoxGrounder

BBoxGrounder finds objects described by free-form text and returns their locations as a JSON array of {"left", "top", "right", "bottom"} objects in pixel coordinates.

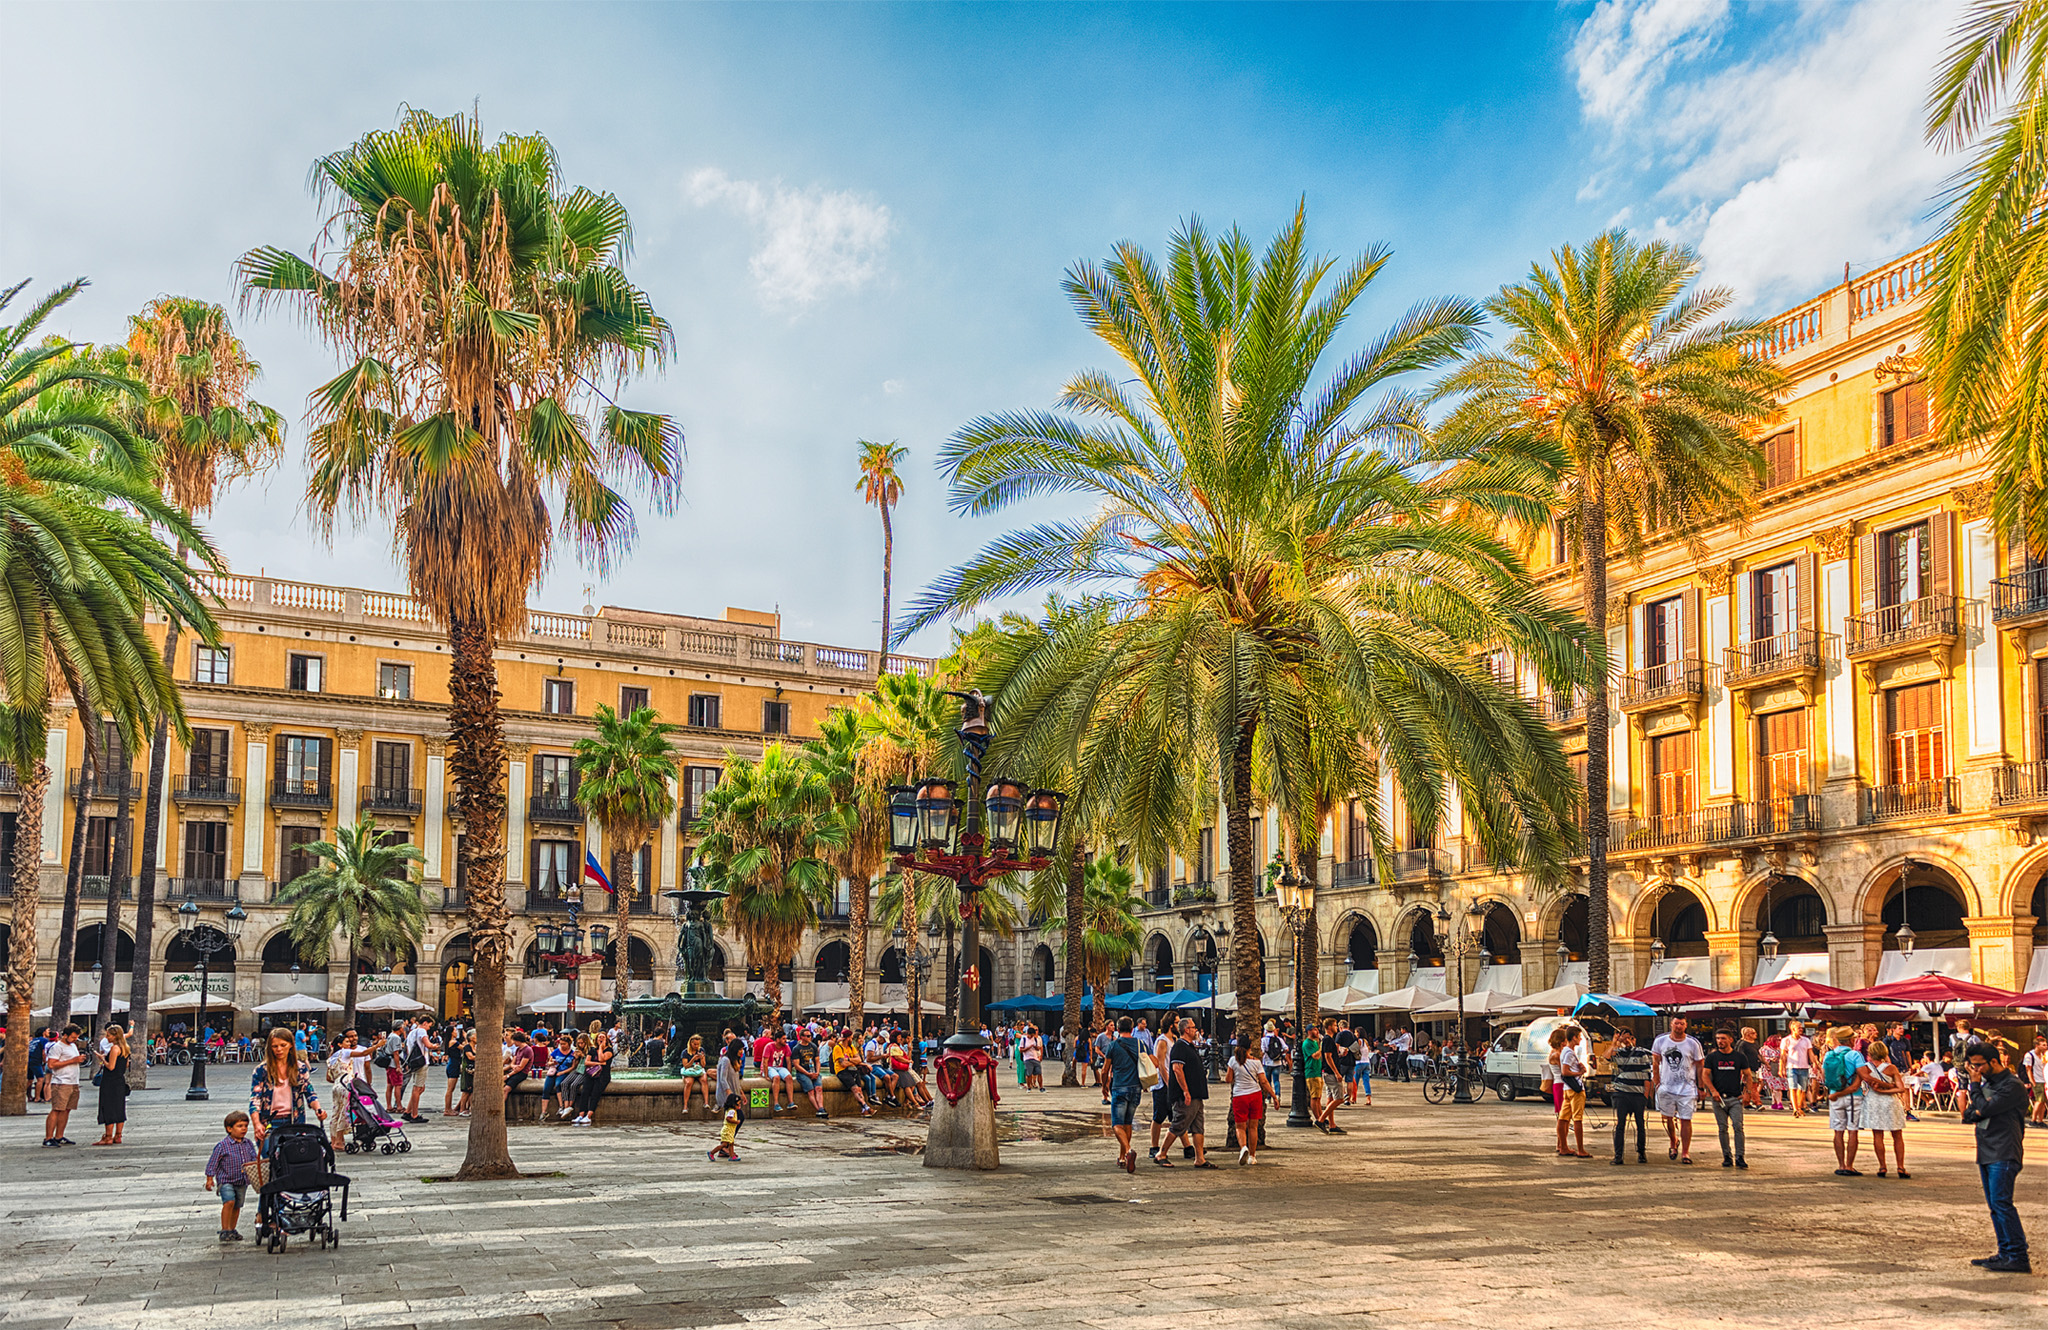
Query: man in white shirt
[
  {"left": 2025, "top": 1034, "right": 2048, "bottom": 1127},
  {"left": 402, "top": 1016, "right": 438, "bottom": 1122},
  {"left": 325, "top": 1030, "right": 375, "bottom": 1148},
  {"left": 1649, "top": 1016, "right": 1706, "bottom": 1165},
  {"left": 1391, "top": 1028, "right": 1414, "bottom": 1082},
  {"left": 41, "top": 1025, "right": 85, "bottom": 1147},
  {"left": 1781, "top": 1020, "right": 1815, "bottom": 1119}
]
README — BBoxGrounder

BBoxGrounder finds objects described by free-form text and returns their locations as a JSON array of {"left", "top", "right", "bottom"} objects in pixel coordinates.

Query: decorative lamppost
[
  {"left": 1434, "top": 900, "right": 1487, "bottom": 1100},
  {"left": 175, "top": 894, "right": 246, "bottom": 1100},
  {"left": 536, "top": 883, "right": 609, "bottom": 1033},
  {"left": 884, "top": 690, "right": 1063, "bottom": 1170},
  {"left": 1273, "top": 863, "right": 1317, "bottom": 1127},
  {"left": 893, "top": 922, "right": 934, "bottom": 1063},
  {"left": 1895, "top": 857, "right": 1919, "bottom": 964}
]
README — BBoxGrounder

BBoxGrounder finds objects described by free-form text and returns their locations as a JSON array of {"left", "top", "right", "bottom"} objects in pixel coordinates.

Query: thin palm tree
[
  {"left": 273, "top": 815, "right": 429, "bottom": 1030},
  {"left": 857, "top": 439, "right": 906, "bottom": 662},
  {"left": 239, "top": 108, "right": 682, "bottom": 1179},
  {"left": 904, "top": 208, "right": 1589, "bottom": 1038},
  {"left": 1047, "top": 857, "right": 1143, "bottom": 1029},
  {"left": 573, "top": 703, "right": 680, "bottom": 1007},
  {"left": 121, "top": 297, "right": 283, "bottom": 1053},
  {"left": 1923, "top": 1, "right": 2048, "bottom": 546},
  {"left": 690, "top": 743, "right": 847, "bottom": 1021},
  {"left": 802, "top": 705, "right": 892, "bottom": 1029},
  {"left": 1433, "top": 230, "right": 1786, "bottom": 991}
]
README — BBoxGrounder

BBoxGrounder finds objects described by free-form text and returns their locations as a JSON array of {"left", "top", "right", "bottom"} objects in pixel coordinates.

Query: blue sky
[{"left": 0, "top": 0, "right": 1956, "bottom": 655}]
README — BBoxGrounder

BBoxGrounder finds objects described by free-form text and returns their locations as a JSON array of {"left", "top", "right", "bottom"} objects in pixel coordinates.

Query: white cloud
[
  {"left": 688, "top": 166, "right": 891, "bottom": 309},
  {"left": 882, "top": 378, "right": 905, "bottom": 396},
  {"left": 1569, "top": 0, "right": 1960, "bottom": 308}
]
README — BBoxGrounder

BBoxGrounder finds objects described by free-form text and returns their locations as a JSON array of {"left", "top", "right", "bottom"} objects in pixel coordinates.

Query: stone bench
[{"left": 506, "top": 1073, "right": 924, "bottom": 1124}]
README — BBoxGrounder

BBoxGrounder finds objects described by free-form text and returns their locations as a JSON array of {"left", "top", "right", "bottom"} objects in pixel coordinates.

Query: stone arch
[
  {"left": 1146, "top": 932, "right": 1175, "bottom": 990},
  {"left": 975, "top": 945, "right": 1000, "bottom": 999},
  {"left": 1747, "top": 873, "right": 1830, "bottom": 954},
  {"left": 1855, "top": 851, "right": 1985, "bottom": 924},
  {"left": 1997, "top": 844, "right": 2048, "bottom": 921},
  {"left": 1632, "top": 879, "right": 1714, "bottom": 957},
  {"left": 354, "top": 944, "right": 417, "bottom": 975},
  {"left": 1184, "top": 927, "right": 1219, "bottom": 985},
  {"left": 878, "top": 946, "right": 905, "bottom": 986},
  {"left": 600, "top": 936, "right": 657, "bottom": 981},
  {"left": 259, "top": 930, "right": 313, "bottom": 973},
  {"left": 74, "top": 923, "right": 135, "bottom": 972},
  {"left": 814, "top": 939, "right": 852, "bottom": 984},
  {"left": 1473, "top": 901, "right": 1522, "bottom": 965},
  {"left": 1551, "top": 892, "right": 1590, "bottom": 962},
  {"left": 164, "top": 926, "right": 239, "bottom": 972},
  {"left": 1870, "top": 858, "right": 1974, "bottom": 954},
  {"left": 1337, "top": 912, "right": 1379, "bottom": 972},
  {"left": 1397, "top": 905, "right": 1443, "bottom": 969},
  {"left": 439, "top": 932, "right": 475, "bottom": 1019}
]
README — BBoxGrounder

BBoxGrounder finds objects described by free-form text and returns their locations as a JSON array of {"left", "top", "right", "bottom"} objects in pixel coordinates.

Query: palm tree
[
  {"left": 239, "top": 108, "right": 682, "bottom": 1179},
  {"left": 573, "top": 703, "right": 680, "bottom": 1007},
  {"left": 857, "top": 439, "right": 906, "bottom": 661},
  {"left": 801, "top": 705, "right": 892, "bottom": 1029},
  {"left": 690, "top": 743, "right": 847, "bottom": 1020},
  {"left": 1, "top": 281, "right": 219, "bottom": 1115},
  {"left": 1923, "top": 1, "right": 2048, "bottom": 546},
  {"left": 121, "top": 297, "right": 282, "bottom": 1055},
  {"left": 1047, "top": 857, "right": 1143, "bottom": 1029},
  {"left": 903, "top": 208, "right": 1589, "bottom": 1038},
  {"left": 1433, "top": 230, "right": 1787, "bottom": 990},
  {"left": 273, "top": 815, "right": 428, "bottom": 1030}
]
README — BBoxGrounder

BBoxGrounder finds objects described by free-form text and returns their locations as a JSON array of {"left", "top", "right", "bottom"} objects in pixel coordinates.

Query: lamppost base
[
  {"left": 1285, "top": 1069, "right": 1313, "bottom": 1127},
  {"left": 924, "top": 1074, "right": 999, "bottom": 1170},
  {"left": 942, "top": 1031, "right": 989, "bottom": 1053},
  {"left": 185, "top": 1088, "right": 211, "bottom": 1101}
]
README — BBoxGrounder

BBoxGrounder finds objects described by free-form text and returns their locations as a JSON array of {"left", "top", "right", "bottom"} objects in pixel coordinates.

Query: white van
[{"left": 1484, "top": 1014, "right": 1616, "bottom": 1103}]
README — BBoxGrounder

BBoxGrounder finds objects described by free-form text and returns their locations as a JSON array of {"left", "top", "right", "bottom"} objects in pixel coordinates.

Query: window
[
  {"left": 1551, "top": 518, "right": 1570, "bottom": 567},
  {"left": 1248, "top": 815, "right": 1264, "bottom": 872},
  {"left": 287, "top": 653, "right": 323, "bottom": 693},
  {"left": 534, "top": 754, "right": 575, "bottom": 800},
  {"left": 0, "top": 812, "right": 16, "bottom": 875},
  {"left": 1482, "top": 649, "right": 1514, "bottom": 691},
  {"left": 1645, "top": 596, "right": 1683, "bottom": 668},
  {"left": 1762, "top": 430, "right": 1800, "bottom": 489},
  {"left": 531, "top": 839, "right": 578, "bottom": 900},
  {"left": 183, "top": 822, "right": 228, "bottom": 881},
  {"left": 1345, "top": 799, "right": 1368, "bottom": 863},
  {"left": 1880, "top": 521, "right": 1930, "bottom": 607},
  {"left": 279, "top": 826, "right": 322, "bottom": 888},
  {"left": 683, "top": 766, "right": 720, "bottom": 823},
  {"left": 1881, "top": 380, "right": 1929, "bottom": 447},
  {"left": 277, "top": 734, "right": 330, "bottom": 795},
  {"left": 688, "top": 693, "right": 721, "bottom": 729},
  {"left": 377, "top": 663, "right": 412, "bottom": 701},
  {"left": 542, "top": 678, "right": 575, "bottom": 715},
  {"left": 372, "top": 741, "right": 411, "bottom": 795},
  {"left": 188, "top": 728, "right": 230, "bottom": 781},
  {"left": 1886, "top": 681, "right": 1947, "bottom": 785},
  {"left": 1752, "top": 562, "right": 1797, "bottom": 640},
  {"left": 193, "top": 646, "right": 230, "bottom": 685},
  {"left": 2036, "top": 658, "right": 2048, "bottom": 759},
  {"left": 1650, "top": 730, "right": 1695, "bottom": 817},
  {"left": 619, "top": 685, "right": 649, "bottom": 715},
  {"left": 1758, "top": 709, "right": 1807, "bottom": 801},
  {"left": 762, "top": 699, "right": 791, "bottom": 735},
  {"left": 84, "top": 816, "right": 125, "bottom": 879},
  {"left": 1196, "top": 827, "right": 1215, "bottom": 883}
]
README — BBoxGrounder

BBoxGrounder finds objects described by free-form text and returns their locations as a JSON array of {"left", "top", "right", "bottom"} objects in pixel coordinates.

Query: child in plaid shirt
[{"left": 205, "top": 1111, "right": 260, "bottom": 1242}]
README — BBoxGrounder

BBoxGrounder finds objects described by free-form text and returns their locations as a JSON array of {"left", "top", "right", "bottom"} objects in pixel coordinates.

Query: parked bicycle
[{"left": 1421, "top": 1053, "right": 1486, "bottom": 1104}]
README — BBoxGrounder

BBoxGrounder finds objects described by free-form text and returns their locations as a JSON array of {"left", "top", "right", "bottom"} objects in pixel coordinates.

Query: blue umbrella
[
  {"left": 1576, "top": 992, "right": 1657, "bottom": 1019},
  {"left": 1156, "top": 989, "right": 1212, "bottom": 1008}
]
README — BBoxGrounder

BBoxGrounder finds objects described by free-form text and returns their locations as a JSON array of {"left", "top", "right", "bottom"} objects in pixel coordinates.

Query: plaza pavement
[{"left": 1, "top": 1067, "right": 2041, "bottom": 1329}]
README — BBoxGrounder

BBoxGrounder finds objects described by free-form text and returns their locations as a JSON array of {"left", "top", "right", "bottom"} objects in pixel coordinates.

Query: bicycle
[{"left": 1421, "top": 1056, "right": 1485, "bottom": 1104}]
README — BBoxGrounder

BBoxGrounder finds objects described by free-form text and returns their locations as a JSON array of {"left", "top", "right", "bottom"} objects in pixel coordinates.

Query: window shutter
[
  {"left": 1907, "top": 382, "right": 1930, "bottom": 440},
  {"left": 1735, "top": 571, "right": 1751, "bottom": 645},
  {"left": 273, "top": 739, "right": 286, "bottom": 787},
  {"left": 1797, "top": 551, "right": 1817, "bottom": 632},
  {"left": 1857, "top": 533, "right": 1878, "bottom": 613},
  {"left": 1881, "top": 390, "right": 1897, "bottom": 448},
  {"left": 1681, "top": 585, "right": 1700, "bottom": 660},
  {"left": 1630, "top": 602, "right": 1645, "bottom": 671},
  {"left": 528, "top": 839, "right": 539, "bottom": 891},
  {"left": 317, "top": 738, "right": 332, "bottom": 790},
  {"left": 1931, "top": 510, "right": 1954, "bottom": 597}
]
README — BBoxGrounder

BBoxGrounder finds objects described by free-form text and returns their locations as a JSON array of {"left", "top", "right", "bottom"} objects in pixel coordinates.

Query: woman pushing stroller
[{"left": 250, "top": 1027, "right": 325, "bottom": 1152}]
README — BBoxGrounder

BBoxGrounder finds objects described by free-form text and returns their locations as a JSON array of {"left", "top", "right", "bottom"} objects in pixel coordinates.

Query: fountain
[{"left": 610, "top": 886, "right": 759, "bottom": 1078}]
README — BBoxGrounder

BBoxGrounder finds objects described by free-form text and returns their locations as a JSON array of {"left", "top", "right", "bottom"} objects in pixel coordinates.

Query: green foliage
[
  {"left": 273, "top": 816, "right": 428, "bottom": 1026},
  {"left": 573, "top": 703, "right": 680, "bottom": 851}
]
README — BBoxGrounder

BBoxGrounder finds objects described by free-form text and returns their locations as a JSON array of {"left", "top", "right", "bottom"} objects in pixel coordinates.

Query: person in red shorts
[{"left": 1225, "top": 1033, "right": 1278, "bottom": 1165}]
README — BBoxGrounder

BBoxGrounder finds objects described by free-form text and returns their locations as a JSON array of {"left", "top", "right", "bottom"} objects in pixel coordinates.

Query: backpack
[{"left": 1822, "top": 1046, "right": 1859, "bottom": 1093}]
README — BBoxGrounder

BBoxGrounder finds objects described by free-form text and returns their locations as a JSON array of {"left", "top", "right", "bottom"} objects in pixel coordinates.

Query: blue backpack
[{"left": 1822, "top": 1046, "right": 1860, "bottom": 1093}]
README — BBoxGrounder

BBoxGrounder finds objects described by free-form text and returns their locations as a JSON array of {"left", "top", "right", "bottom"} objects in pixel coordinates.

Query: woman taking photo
[
  {"left": 92, "top": 1024, "right": 132, "bottom": 1146},
  {"left": 571, "top": 1020, "right": 614, "bottom": 1126},
  {"left": 250, "top": 1026, "right": 324, "bottom": 1153}
]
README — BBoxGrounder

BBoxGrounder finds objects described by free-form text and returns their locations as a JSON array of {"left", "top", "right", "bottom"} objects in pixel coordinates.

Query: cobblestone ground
[{"left": 2, "top": 1070, "right": 2041, "bottom": 1328}]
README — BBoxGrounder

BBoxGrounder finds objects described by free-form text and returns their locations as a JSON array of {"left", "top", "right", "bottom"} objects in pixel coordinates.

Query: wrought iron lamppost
[
  {"left": 175, "top": 894, "right": 247, "bottom": 1101},
  {"left": 536, "top": 883, "right": 609, "bottom": 1033},
  {"left": 893, "top": 923, "right": 933, "bottom": 1063},
  {"left": 884, "top": 690, "right": 1064, "bottom": 1169},
  {"left": 1273, "top": 864, "right": 1317, "bottom": 1127},
  {"left": 1434, "top": 901, "right": 1487, "bottom": 1100}
]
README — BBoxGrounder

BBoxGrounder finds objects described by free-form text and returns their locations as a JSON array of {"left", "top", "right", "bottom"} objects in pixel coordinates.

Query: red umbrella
[
  {"left": 1622, "top": 981, "right": 1723, "bottom": 1007},
  {"left": 1717, "top": 977, "right": 1851, "bottom": 1007},
  {"left": 1990, "top": 990, "right": 2048, "bottom": 1009},
  {"left": 1830, "top": 975, "right": 2018, "bottom": 1007}
]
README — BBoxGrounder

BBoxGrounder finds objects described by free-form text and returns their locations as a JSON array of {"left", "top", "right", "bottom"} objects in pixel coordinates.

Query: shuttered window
[
  {"left": 183, "top": 822, "right": 228, "bottom": 880},
  {"left": 619, "top": 686, "right": 649, "bottom": 715},
  {"left": 1646, "top": 596, "right": 1684, "bottom": 667},
  {"left": 1882, "top": 381, "right": 1930, "bottom": 447},
  {"left": 276, "top": 735, "right": 330, "bottom": 795},
  {"left": 682, "top": 765, "right": 720, "bottom": 823},
  {"left": 1752, "top": 562, "right": 1796, "bottom": 639},
  {"left": 279, "top": 826, "right": 322, "bottom": 888},
  {"left": 188, "top": 728, "right": 230, "bottom": 780},
  {"left": 1650, "top": 730, "right": 1695, "bottom": 816},
  {"left": 1758, "top": 709, "right": 1807, "bottom": 800},
  {"left": 1763, "top": 430, "right": 1799, "bottom": 488},
  {"left": 689, "top": 694, "right": 722, "bottom": 728},
  {"left": 372, "top": 741, "right": 410, "bottom": 792},
  {"left": 534, "top": 754, "right": 575, "bottom": 799},
  {"left": 1885, "top": 682, "right": 1947, "bottom": 785},
  {"left": 1880, "top": 522, "right": 1930, "bottom": 606},
  {"left": 531, "top": 839, "right": 578, "bottom": 901}
]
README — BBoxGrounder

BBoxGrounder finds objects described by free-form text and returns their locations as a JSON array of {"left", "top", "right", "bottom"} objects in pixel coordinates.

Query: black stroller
[{"left": 256, "top": 1122, "right": 351, "bottom": 1253}]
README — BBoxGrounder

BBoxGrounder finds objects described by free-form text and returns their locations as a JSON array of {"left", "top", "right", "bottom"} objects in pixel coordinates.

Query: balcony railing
[
  {"left": 1723, "top": 629, "right": 1831, "bottom": 687},
  {"left": 1730, "top": 794, "right": 1819, "bottom": 838},
  {"left": 173, "top": 774, "right": 242, "bottom": 804},
  {"left": 1534, "top": 692, "right": 1586, "bottom": 727},
  {"left": 528, "top": 793, "right": 583, "bottom": 825},
  {"left": 1390, "top": 847, "right": 1453, "bottom": 879},
  {"left": 82, "top": 876, "right": 133, "bottom": 900},
  {"left": 270, "top": 777, "right": 333, "bottom": 809},
  {"left": 1173, "top": 881, "right": 1218, "bottom": 905},
  {"left": 1620, "top": 659, "right": 1706, "bottom": 712},
  {"left": 1993, "top": 566, "right": 2048, "bottom": 624},
  {"left": 169, "top": 877, "right": 239, "bottom": 902},
  {"left": 441, "top": 886, "right": 467, "bottom": 910},
  {"left": 1148, "top": 882, "right": 1176, "bottom": 908},
  {"left": 69, "top": 768, "right": 143, "bottom": 801},
  {"left": 1844, "top": 595, "right": 1962, "bottom": 659},
  {"left": 1614, "top": 807, "right": 1735, "bottom": 852},
  {"left": 1332, "top": 858, "right": 1377, "bottom": 887},
  {"left": 1861, "top": 777, "right": 1959, "bottom": 824},
  {"left": 0, "top": 762, "right": 18, "bottom": 792},
  {"left": 360, "top": 785, "right": 422, "bottom": 815},
  {"left": 1994, "top": 759, "right": 2048, "bottom": 807}
]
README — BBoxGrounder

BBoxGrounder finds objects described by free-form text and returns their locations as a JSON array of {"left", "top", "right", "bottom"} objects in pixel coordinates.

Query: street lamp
[
  {"left": 1273, "top": 863, "right": 1316, "bottom": 1128},
  {"left": 538, "top": 884, "right": 608, "bottom": 1031},
  {"left": 176, "top": 895, "right": 245, "bottom": 1100},
  {"left": 1895, "top": 858, "right": 1918, "bottom": 961},
  {"left": 1435, "top": 901, "right": 1487, "bottom": 1097}
]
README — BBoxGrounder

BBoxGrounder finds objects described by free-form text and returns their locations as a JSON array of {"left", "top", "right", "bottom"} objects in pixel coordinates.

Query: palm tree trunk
[
  {"left": 1059, "top": 843, "right": 1084, "bottom": 1085},
  {"left": 1227, "top": 717, "right": 1261, "bottom": 1038},
  {"left": 764, "top": 953, "right": 784, "bottom": 1022},
  {"left": 879, "top": 501, "right": 894, "bottom": 661},
  {"left": 96, "top": 774, "right": 136, "bottom": 1030},
  {"left": 847, "top": 872, "right": 870, "bottom": 1029},
  {"left": 51, "top": 707, "right": 97, "bottom": 1026},
  {"left": 2, "top": 762, "right": 50, "bottom": 1116},
  {"left": 611, "top": 843, "right": 633, "bottom": 1009},
  {"left": 1581, "top": 493, "right": 1612, "bottom": 993},
  {"left": 1294, "top": 843, "right": 1320, "bottom": 1073},
  {"left": 447, "top": 614, "right": 518, "bottom": 1181},
  {"left": 129, "top": 622, "right": 181, "bottom": 1087},
  {"left": 342, "top": 932, "right": 362, "bottom": 1032}
]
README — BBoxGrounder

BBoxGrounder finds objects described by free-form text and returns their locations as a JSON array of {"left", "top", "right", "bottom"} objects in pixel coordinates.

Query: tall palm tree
[
  {"left": 857, "top": 439, "right": 906, "bottom": 662},
  {"left": 802, "top": 705, "right": 891, "bottom": 1029},
  {"left": 1923, "top": 1, "right": 2048, "bottom": 546},
  {"left": 573, "top": 703, "right": 679, "bottom": 1007},
  {"left": 239, "top": 109, "right": 682, "bottom": 1179},
  {"left": 273, "top": 815, "right": 428, "bottom": 1030},
  {"left": 1, "top": 281, "right": 219, "bottom": 1115},
  {"left": 904, "top": 208, "right": 1589, "bottom": 1037},
  {"left": 1047, "top": 856, "right": 1143, "bottom": 1029},
  {"left": 121, "top": 297, "right": 283, "bottom": 1054},
  {"left": 690, "top": 743, "right": 847, "bottom": 1021},
  {"left": 1433, "top": 230, "right": 1786, "bottom": 990}
]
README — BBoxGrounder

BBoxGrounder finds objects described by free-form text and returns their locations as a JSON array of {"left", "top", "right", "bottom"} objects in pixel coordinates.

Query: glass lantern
[
  {"left": 983, "top": 778, "right": 1026, "bottom": 852},
  {"left": 915, "top": 778, "right": 959, "bottom": 850},
  {"left": 887, "top": 785, "right": 920, "bottom": 854},
  {"left": 1023, "top": 789, "right": 1065, "bottom": 858}
]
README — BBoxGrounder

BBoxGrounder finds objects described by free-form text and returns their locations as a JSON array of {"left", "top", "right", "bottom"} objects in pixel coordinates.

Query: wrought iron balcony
[
  {"left": 1173, "top": 881, "right": 1218, "bottom": 905},
  {"left": 1723, "top": 629, "right": 1832, "bottom": 689},
  {"left": 1844, "top": 595, "right": 1961, "bottom": 661},
  {"left": 1332, "top": 857, "right": 1377, "bottom": 887},
  {"left": 173, "top": 774, "right": 242, "bottom": 804},
  {"left": 1389, "top": 847, "right": 1454, "bottom": 879},
  {"left": 1728, "top": 794, "right": 1818, "bottom": 838},
  {"left": 440, "top": 885, "right": 467, "bottom": 910},
  {"left": 1994, "top": 759, "right": 2048, "bottom": 807},
  {"left": 360, "top": 784, "right": 422, "bottom": 815},
  {"left": 1534, "top": 691, "right": 1586, "bottom": 727},
  {"left": 1861, "top": 777, "right": 1959, "bottom": 824},
  {"left": 270, "top": 777, "right": 332, "bottom": 809},
  {"left": 169, "top": 877, "right": 239, "bottom": 902},
  {"left": 528, "top": 793, "right": 583, "bottom": 825},
  {"left": 0, "top": 762, "right": 18, "bottom": 792},
  {"left": 69, "top": 768, "right": 143, "bottom": 801},
  {"left": 82, "top": 876, "right": 133, "bottom": 900},
  {"left": 1993, "top": 566, "right": 2048, "bottom": 626},
  {"left": 1619, "top": 659, "right": 1706, "bottom": 713},
  {"left": 1614, "top": 807, "right": 1734, "bottom": 852}
]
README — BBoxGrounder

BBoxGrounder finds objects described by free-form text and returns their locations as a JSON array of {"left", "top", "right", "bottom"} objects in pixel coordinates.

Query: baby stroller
[
  {"left": 343, "top": 1076, "right": 412, "bottom": 1154},
  {"left": 255, "top": 1122, "right": 350, "bottom": 1253}
]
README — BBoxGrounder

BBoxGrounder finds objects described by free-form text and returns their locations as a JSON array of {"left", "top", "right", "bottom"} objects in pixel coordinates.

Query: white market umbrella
[
  {"left": 254, "top": 993, "right": 344, "bottom": 1015},
  {"left": 1500, "top": 982, "right": 1591, "bottom": 1014},
  {"left": 1320, "top": 982, "right": 1376, "bottom": 1013},
  {"left": 518, "top": 992, "right": 600, "bottom": 1014},
  {"left": 150, "top": 991, "right": 240, "bottom": 1013},
  {"left": 354, "top": 991, "right": 431, "bottom": 1013},
  {"left": 32, "top": 996, "right": 130, "bottom": 1018},
  {"left": 1353, "top": 985, "right": 1446, "bottom": 1013},
  {"left": 1413, "top": 989, "right": 1522, "bottom": 1018},
  {"left": 1203, "top": 989, "right": 1297, "bottom": 1015}
]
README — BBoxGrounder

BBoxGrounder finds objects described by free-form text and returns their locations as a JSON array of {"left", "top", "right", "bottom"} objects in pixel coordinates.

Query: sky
[{"left": 0, "top": 0, "right": 1960, "bottom": 657}]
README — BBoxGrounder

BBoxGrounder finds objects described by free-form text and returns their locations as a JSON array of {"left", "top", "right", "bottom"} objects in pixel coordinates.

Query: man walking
[
  {"left": 1103, "top": 1017, "right": 1145, "bottom": 1174},
  {"left": 1702, "top": 1024, "right": 1754, "bottom": 1170},
  {"left": 1782, "top": 1020, "right": 1814, "bottom": 1118},
  {"left": 1650, "top": 1016, "right": 1705, "bottom": 1165},
  {"left": 1390, "top": 1026, "right": 1413, "bottom": 1082},
  {"left": 1157, "top": 1018, "right": 1214, "bottom": 1168},
  {"left": 1608, "top": 1026, "right": 1652, "bottom": 1164},
  {"left": 2024, "top": 1034, "right": 2047, "bottom": 1129},
  {"left": 402, "top": 1014, "right": 439, "bottom": 1123},
  {"left": 1961, "top": 1042, "right": 2030, "bottom": 1273}
]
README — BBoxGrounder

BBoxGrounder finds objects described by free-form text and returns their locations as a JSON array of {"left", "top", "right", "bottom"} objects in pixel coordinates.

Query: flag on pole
[{"left": 583, "top": 851, "right": 612, "bottom": 895}]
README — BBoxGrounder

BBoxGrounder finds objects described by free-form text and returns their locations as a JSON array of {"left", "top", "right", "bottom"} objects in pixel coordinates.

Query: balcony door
[
  {"left": 2036, "top": 658, "right": 2048, "bottom": 759},
  {"left": 1752, "top": 562, "right": 1796, "bottom": 642},
  {"left": 372, "top": 742, "right": 411, "bottom": 796},
  {"left": 279, "top": 826, "right": 322, "bottom": 890},
  {"left": 1880, "top": 522, "right": 1930, "bottom": 608},
  {"left": 1758, "top": 709, "right": 1807, "bottom": 801},
  {"left": 1650, "top": 730, "right": 1695, "bottom": 819},
  {"left": 189, "top": 728, "right": 230, "bottom": 782},
  {"left": 183, "top": 822, "right": 228, "bottom": 881},
  {"left": 1646, "top": 597, "right": 1683, "bottom": 668},
  {"left": 1885, "top": 682, "right": 1947, "bottom": 786}
]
